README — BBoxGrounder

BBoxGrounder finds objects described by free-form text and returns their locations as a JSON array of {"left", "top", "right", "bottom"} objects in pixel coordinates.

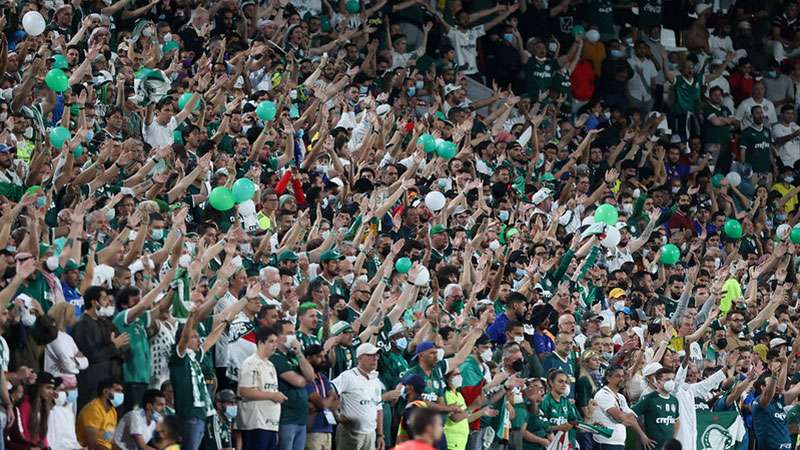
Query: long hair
[
  {"left": 47, "top": 302, "right": 74, "bottom": 332},
  {"left": 25, "top": 384, "right": 52, "bottom": 439}
]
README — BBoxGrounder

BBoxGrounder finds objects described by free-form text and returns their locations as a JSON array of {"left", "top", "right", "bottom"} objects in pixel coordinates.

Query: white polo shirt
[
  {"left": 592, "top": 386, "right": 634, "bottom": 445},
  {"left": 332, "top": 367, "right": 384, "bottom": 433},
  {"left": 773, "top": 121, "right": 800, "bottom": 167},
  {"left": 143, "top": 116, "right": 178, "bottom": 149}
]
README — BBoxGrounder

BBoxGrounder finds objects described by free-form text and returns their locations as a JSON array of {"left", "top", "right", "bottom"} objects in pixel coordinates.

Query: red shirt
[{"left": 394, "top": 439, "right": 438, "bottom": 450}]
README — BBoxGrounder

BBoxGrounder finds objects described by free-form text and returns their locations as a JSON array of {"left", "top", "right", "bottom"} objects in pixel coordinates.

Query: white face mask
[
  {"left": 513, "top": 335, "right": 525, "bottom": 344},
  {"left": 480, "top": 349, "right": 493, "bottom": 362},
  {"left": 345, "top": 255, "right": 357, "bottom": 264},
  {"left": 342, "top": 273, "right": 355, "bottom": 285},
  {"left": 436, "top": 348, "right": 445, "bottom": 361},
  {"left": 284, "top": 334, "right": 298, "bottom": 348},
  {"left": 662, "top": 380, "right": 676, "bottom": 393},
  {"left": 179, "top": 254, "right": 192, "bottom": 268},
  {"left": 268, "top": 283, "right": 282, "bottom": 298},
  {"left": 23, "top": 127, "right": 33, "bottom": 139},
  {"left": 46, "top": 256, "right": 60, "bottom": 272},
  {"left": 239, "top": 243, "right": 253, "bottom": 256},
  {"left": 98, "top": 305, "right": 115, "bottom": 317},
  {"left": 105, "top": 208, "right": 116, "bottom": 221},
  {"left": 21, "top": 309, "right": 36, "bottom": 327},
  {"left": 778, "top": 323, "right": 788, "bottom": 333},
  {"left": 451, "top": 375, "right": 463, "bottom": 388},
  {"left": 185, "top": 241, "right": 197, "bottom": 255},
  {"left": 562, "top": 384, "right": 571, "bottom": 397}
]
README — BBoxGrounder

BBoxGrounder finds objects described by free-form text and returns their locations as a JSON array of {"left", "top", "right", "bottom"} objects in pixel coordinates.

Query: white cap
[
  {"left": 389, "top": 322, "right": 406, "bottom": 338},
  {"left": 770, "top": 337, "right": 788, "bottom": 349},
  {"left": 443, "top": 83, "right": 463, "bottom": 96},
  {"left": 531, "top": 187, "right": 551, "bottom": 205},
  {"left": 642, "top": 362, "right": 663, "bottom": 377},
  {"left": 695, "top": 3, "right": 711, "bottom": 15},
  {"left": 356, "top": 343, "right": 380, "bottom": 358}
]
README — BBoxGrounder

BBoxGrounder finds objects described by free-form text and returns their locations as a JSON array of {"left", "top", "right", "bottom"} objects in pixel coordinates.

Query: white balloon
[
  {"left": 585, "top": 29, "right": 600, "bottom": 43},
  {"left": 22, "top": 11, "right": 46, "bottom": 37},
  {"left": 412, "top": 266, "right": 430, "bottom": 287},
  {"left": 602, "top": 226, "right": 621, "bottom": 249},
  {"left": 725, "top": 171, "right": 741, "bottom": 187},
  {"left": 425, "top": 191, "right": 446, "bottom": 211}
]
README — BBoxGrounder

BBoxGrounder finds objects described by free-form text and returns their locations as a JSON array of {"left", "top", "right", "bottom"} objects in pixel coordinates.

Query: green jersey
[
  {"left": 702, "top": 103, "right": 733, "bottom": 145},
  {"left": 739, "top": 125, "right": 773, "bottom": 173},
  {"left": 539, "top": 394, "right": 579, "bottom": 447},
  {"left": 270, "top": 350, "right": 309, "bottom": 425},
  {"left": 113, "top": 310, "right": 152, "bottom": 384},
  {"left": 522, "top": 405, "right": 551, "bottom": 450},
  {"left": 403, "top": 360, "right": 450, "bottom": 403},
  {"left": 753, "top": 394, "right": 791, "bottom": 450},
  {"left": 674, "top": 75, "right": 702, "bottom": 113},
  {"left": 524, "top": 58, "right": 559, "bottom": 100},
  {"left": 379, "top": 349, "right": 410, "bottom": 390},
  {"left": 296, "top": 330, "right": 320, "bottom": 351},
  {"left": 203, "top": 412, "right": 232, "bottom": 450},
  {"left": 632, "top": 391, "right": 680, "bottom": 449}
]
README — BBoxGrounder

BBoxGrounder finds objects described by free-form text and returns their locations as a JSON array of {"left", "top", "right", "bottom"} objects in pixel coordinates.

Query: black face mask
[
  {"left": 715, "top": 338, "right": 728, "bottom": 350},
  {"left": 316, "top": 362, "right": 331, "bottom": 372},
  {"left": 336, "top": 309, "right": 348, "bottom": 321},
  {"left": 511, "top": 358, "right": 524, "bottom": 373},
  {"left": 379, "top": 245, "right": 391, "bottom": 257}
]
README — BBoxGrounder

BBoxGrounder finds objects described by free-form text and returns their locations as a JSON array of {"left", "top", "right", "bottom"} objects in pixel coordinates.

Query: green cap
[
  {"left": 51, "top": 54, "right": 69, "bottom": 70},
  {"left": 278, "top": 250, "right": 299, "bottom": 262},
  {"left": 429, "top": 224, "right": 448, "bottom": 236},
  {"left": 320, "top": 249, "right": 343, "bottom": 262},
  {"left": 298, "top": 302, "right": 319, "bottom": 315},
  {"left": 162, "top": 40, "right": 180, "bottom": 53},
  {"left": 63, "top": 259, "right": 83, "bottom": 271},
  {"left": 330, "top": 321, "right": 353, "bottom": 336},
  {"left": 39, "top": 243, "right": 51, "bottom": 256},
  {"left": 541, "top": 172, "right": 556, "bottom": 182}
]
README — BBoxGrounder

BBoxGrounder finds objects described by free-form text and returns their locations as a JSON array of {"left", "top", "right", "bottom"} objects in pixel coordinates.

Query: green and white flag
[{"left": 696, "top": 410, "right": 746, "bottom": 450}]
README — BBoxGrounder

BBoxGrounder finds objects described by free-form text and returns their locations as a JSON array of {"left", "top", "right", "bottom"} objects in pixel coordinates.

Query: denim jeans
[
  {"left": 243, "top": 429, "right": 278, "bottom": 450},
  {"left": 182, "top": 417, "right": 207, "bottom": 450},
  {"left": 278, "top": 423, "right": 307, "bottom": 450}
]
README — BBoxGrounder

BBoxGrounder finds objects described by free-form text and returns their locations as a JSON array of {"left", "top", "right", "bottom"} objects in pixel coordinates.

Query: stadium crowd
[{"left": 3, "top": 1, "right": 800, "bottom": 450}]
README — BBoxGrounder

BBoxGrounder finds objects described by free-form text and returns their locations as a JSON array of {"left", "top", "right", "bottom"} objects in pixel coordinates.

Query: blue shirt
[
  {"left": 306, "top": 374, "right": 334, "bottom": 433},
  {"left": 487, "top": 313, "right": 509, "bottom": 345},
  {"left": 533, "top": 330, "right": 555, "bottom": 355},
  {"left": 60, "top": 280, "right": 83, "bottom": 316}
]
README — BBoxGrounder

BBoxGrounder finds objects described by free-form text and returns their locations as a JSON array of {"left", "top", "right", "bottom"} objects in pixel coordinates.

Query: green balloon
[
  {"left": 345, "top": 0, "right": 360, "bottom": 13},
  {"left": 44, "top": 68, "right": 69, "bottom": 92},
  {"left": 49, "top": 126, "right": 71, "bottom": 149},
  {"left": 660, "top": 243, "right": 680, "bottom": 265},
  {"left": 436, "top": 141, "right": 457, "bottom": 160},
  {"left": 791, "top": 227, "right": 800, "bottom": 244},
  {"left": 73, "top": 144, "right": 84, "bottom": 157},
  {"left": 395, "top": 257, "right": 412, "bottom": 274},
  {"left": 209, "top": 186, "right": 235, "bottom": 211},
  {"left": 256, "top": 100, "right": 277, "bottom": 121},
  {"left": 177, "top": 92, "right": 201, "bottom": 111},
  {"left": 417, "top": 133, "right": 437, "bottom": 153},
  {"left": 571, "top": 25, "right": 586, "bottom": 37},
  {"left": 173, "top": 130, "right": 183, "bottom": 144},
  {"left": 594, "top": 203, "right": 618, "bottom": 226},
  {"left": 711, "top": 173, "right": 724, "bottom": 188},
  {"left": 232, "top": 178, "right": 256, "bottom": 204},
  {"left": 723, "top": 218, "right": 743, "bottom": 240}
]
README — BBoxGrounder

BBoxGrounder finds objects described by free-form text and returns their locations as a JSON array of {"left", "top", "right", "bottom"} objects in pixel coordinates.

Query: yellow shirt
[
  {"left": 76, "top": 398, "right": 117, "bottom": 449},
  {"left": 443, "top": 390, "right": 469, "bottom": 450},
  {"left": 772, "top": 182, "right": 798, "bottom": 213}
]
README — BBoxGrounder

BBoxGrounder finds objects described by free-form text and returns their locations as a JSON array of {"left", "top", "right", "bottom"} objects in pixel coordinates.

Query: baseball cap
[
  {"left": 642, "top": 362, "right": 663, "bottom": 377},
  {"left": 770, "top": 337, "right": 788, "bottom": 349},
  {"left": 320, "top": 249, "right": 344, "bottom": 262},
  {"left": 443, "top": 83, "right": 463, "bottom": 96},
  {"left": 216, "top": 389, "right": 241, "bottom": 403},
  {"left": 400, "top": 373, "right": 426, "bottom": 394},
  {"left": 429, "top": 224, "right": 448, "bottom": 236},
  {"left": 531, "top": 188, "right": 551, "bottom": 205},
  {"left": 330, "top": 321, "right": 353, "bottom": 336},
  {"left": 608, "top": 288, "right": 627, "bottom": 299},
  {"left": 356, "top": 342, "right": 380, "bottom": 358},
  {"left": 0, "top": 144, "right": 13, "bottom": 153},
  {"left": 278, "top": 250, "right": 299, "bottom": 262},
  {"left": 414, "top": 340, "right": 436, "bottom": 358},
  {"left": 36, "top": 371, "right": 62, "bottom": 387}
]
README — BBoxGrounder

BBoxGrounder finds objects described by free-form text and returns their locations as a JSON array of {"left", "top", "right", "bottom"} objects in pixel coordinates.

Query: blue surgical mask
[
  {"left": 151, "top": 228, "right": 164, "bottom": 240},
  {"left": 415, "top": 80, "right": 424, "bottom": 89},
  {"left": 151, "top": 411, "right": 162, "bottom": 423},
  {"left": 498, "top": 210, "right": 510, "bottom": 222},
  {"left": 407, "top": 87, "right": 416, "bottom": 97},
  {"left": 225, "top": 405, "right": 238, "bottom": 419},
  {"left": 503, "top": 33, "right": 514, "bottom": 43},
  {"left": 111, "top": 392, "right": 125, "bottom": 407},
  {"left": 610, "top": 49, "right": 625, "bottom": 58},
  {"left": 395, "top": 337, "right": 408, "bottom": 350},
  {"left": 66, "top": 389, "right": 78, "bottom": 404},
  {"left": 785, "top": 176, "right": 795, "bottom": 183}
]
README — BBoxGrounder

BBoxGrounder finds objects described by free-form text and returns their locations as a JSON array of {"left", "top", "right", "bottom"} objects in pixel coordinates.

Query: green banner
[{"left": 696, "top": 410, "right": 745, "bottom": 450}]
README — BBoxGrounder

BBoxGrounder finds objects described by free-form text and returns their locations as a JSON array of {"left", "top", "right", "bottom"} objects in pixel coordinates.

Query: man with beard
[
  {"left": 739, "top": 105, "right": 775, "bottom": 183},
  {"left": 0, "top": 144, "right": 22, "bottom": 188},
  {"left": 306, "top": 344, "right": 338, "bottom": 450},
  {"left": 592, "top": 365, "right": 656, "bottom": 450},
  {"left": 316, "top": 249, "right": 348, "bottom": 298},
  {"left": 296, "top": 303, "right": 321, "bottom": 350}
]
